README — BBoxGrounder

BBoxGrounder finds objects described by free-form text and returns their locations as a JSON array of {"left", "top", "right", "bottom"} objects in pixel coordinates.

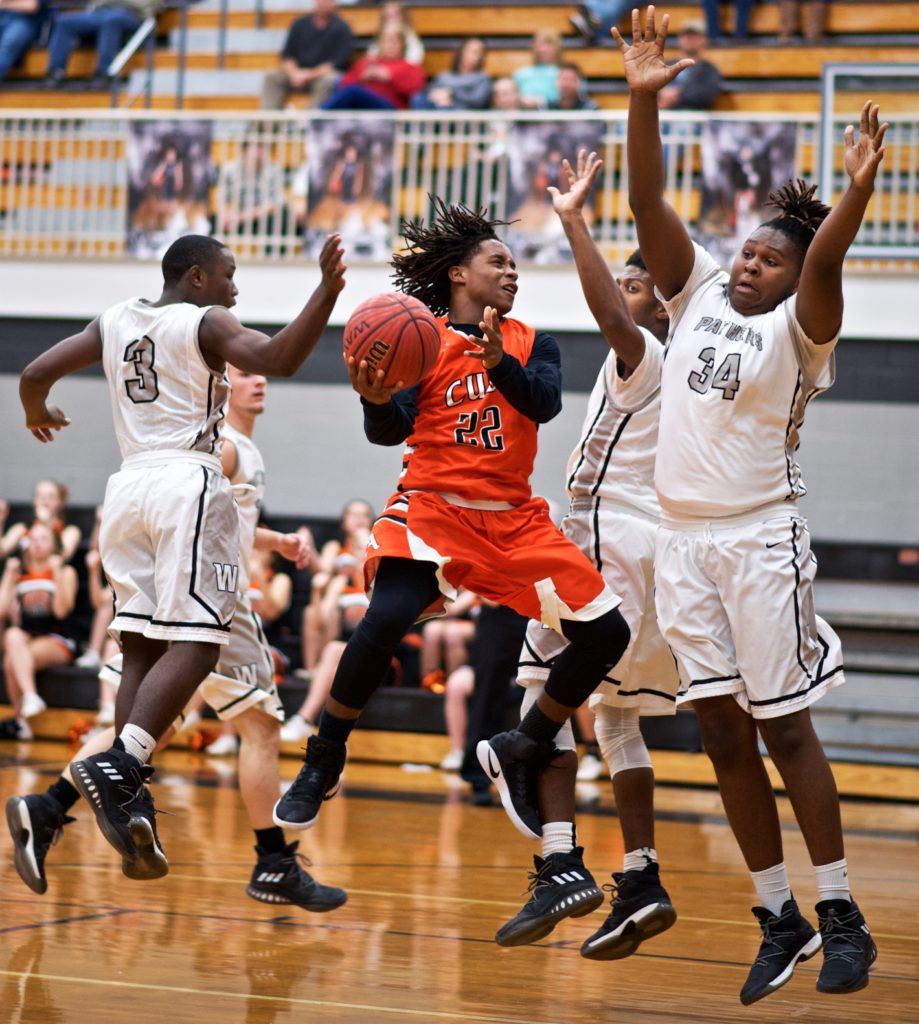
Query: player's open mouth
[
  {"left": 503, "top": 284, "right": 518, "bottom": 295},
  {"left": 735, "top": 282, "right": 757, "bottom": 296}
]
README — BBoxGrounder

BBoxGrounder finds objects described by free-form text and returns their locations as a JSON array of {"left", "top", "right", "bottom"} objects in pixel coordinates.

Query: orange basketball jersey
[{"left": 399, "top": 317, "right": 538, "bottom": 506}]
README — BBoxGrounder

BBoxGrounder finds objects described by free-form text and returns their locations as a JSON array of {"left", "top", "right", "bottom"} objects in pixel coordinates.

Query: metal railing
[{"left": 0, "top": 110, "right": 916, "bottom": 266}]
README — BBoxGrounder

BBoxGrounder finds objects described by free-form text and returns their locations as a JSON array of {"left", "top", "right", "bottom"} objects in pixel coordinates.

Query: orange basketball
[{"left": 343, "top": 293, "right": 442, "bottom": 389}]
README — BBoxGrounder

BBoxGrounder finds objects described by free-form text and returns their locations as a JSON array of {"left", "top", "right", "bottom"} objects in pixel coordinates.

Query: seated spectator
[
  {"left": 368, "top": 1, "right": 424, "bottom": 66},
  {"left": 570, "top": 1, "right": 630, "bottom": 44},
  {"left": 0, "top": 0, "right": 48, "bottom": 83},
  {"left": 490, "top": 75, "right": 522, "bottom": 111},
  {"left": 247, "top": 545, "right": 293, "bottom": 631},
  {"left": 411, "top": 37, "right": 491, "bottom": 111},
  {"left": 703, "top": 0, "right": 755, "bottom": 42},
  {"left": 1, "top": 479, "right": 81, "bottom": 563},
  {"left": 43, "top": 0, "right": 161, "bottom": 90},
  {"left": 322, "top": 28, "right": 425, "bottom": 110},
  {"left": 0, "top": 523, "right": 78, "bottom": 740},
  {"left": 549, "top": 63, "right": 598, "bottom": 111},
  {"left": 441, "top": 663, "right": 474, "bottom": 771},
  {"left": 78, "top": 544, "right": 119, "bottom": 724},
  {"left": 778, "top": 0, "right": 825, "bottom": 43},
  {"left": 261, "top": 0, "right": 353, "bottom": 111},
  {"left": 419, "top": 588, "right": 478, "bottom": 693},
  {"left": 512, "top": 28, "right": 562, "bottom": 109},
  {"left": 658, "top": 20, "right": 723, "bottom": 111}
]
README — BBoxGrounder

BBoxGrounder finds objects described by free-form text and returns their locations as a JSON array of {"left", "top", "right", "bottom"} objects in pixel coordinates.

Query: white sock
[
  {"left": 814, "top": 858, "right": 851, "bottom": 903},
  {"left": 118, "top": 724, "right": 156, "bottom": 765},
  {"left": 751, "top": 862, "right": 792, "bottom": 916},
  {"left": 623, "top": 847, "right": 658, "bottom": 874},
  {"left": 541, "top": 821, "right": 575, "bottom": 858}
]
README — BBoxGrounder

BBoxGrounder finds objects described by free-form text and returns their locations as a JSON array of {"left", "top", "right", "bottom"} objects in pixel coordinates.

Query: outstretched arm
[
  {"left": 19, "top": 319, "right": 103, "bottom": 442},
  {"left": 612, "top": 6, "right": 696, "bottom": 299},
  {"left": 551, "top": 149, "right": 646, "bottom": 371},
  {"left": 199, "top": 234, "right": 346, "bottom": 376},
  {"left": 796, "top": 101, "right": 888, "bottom": 345}
]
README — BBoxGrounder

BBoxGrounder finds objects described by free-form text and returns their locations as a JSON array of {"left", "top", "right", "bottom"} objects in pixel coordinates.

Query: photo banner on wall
[
  {"left": 127, "top": 119, "right": 214, "bottom": 258},
  {"left": 504, "top": 119, "right": 605, "bottom": 263},
  {"left": 301, "top": 118, "right": 395, "bottom": 260},
  {"left": 697, "top": 120, "right": 797, "bottom": 267}
]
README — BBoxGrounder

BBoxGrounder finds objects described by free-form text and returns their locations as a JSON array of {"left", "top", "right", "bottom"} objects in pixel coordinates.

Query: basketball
[{"left": 343, "top": 292, "right": 441, "bottom": 389}]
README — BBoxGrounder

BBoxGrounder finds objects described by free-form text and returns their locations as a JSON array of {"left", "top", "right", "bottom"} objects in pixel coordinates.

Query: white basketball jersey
[
  {"left": 222, "top": 420, "right": 265, "bottom": 558},
  {"left": 655, "top": 243, "right": 837, "bottom": 521},
  {"left": 566, "top": 328, "right": 662, "bottom": 519},
  {"left": 100, "top": 298, "right": 229, "bottom": 460}
]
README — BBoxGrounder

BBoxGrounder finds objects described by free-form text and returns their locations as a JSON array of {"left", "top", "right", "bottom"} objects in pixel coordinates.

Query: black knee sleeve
[{"left": 543, "top": 607, "right": 631, "bottom": 709}]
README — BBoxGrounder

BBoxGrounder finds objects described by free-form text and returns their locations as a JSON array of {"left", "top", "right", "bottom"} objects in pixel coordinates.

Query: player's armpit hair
[
  {"left": 391, "top": 197, "right": 509, "bottom": 316},
  {"left": 162, "top": 234, "right": 228, "bottom": 285},
  {"left": 762, "top": 178, "right": 831, "bottom": 257}
]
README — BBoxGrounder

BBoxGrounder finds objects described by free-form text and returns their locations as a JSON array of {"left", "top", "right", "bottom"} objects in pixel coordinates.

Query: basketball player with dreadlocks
[
  {"left": 615, "top": 6, "right": 886, "bottom": 1005},
  {"left": 275, "top": 202, "right": 632, "bottom": 919}
]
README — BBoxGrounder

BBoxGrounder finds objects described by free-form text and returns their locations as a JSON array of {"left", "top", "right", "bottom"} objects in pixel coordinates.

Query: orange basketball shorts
[{"left": 365, "top": 490, "right": 621, "bottom": 631}]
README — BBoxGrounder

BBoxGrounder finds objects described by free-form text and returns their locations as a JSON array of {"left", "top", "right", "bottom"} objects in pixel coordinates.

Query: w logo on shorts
[{"left": 213, "top": 562, "right": 239, "bottom": 593}]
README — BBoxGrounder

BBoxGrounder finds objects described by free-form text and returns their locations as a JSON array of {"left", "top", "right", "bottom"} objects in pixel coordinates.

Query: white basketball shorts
[
  {"left": 517, "top": 506, "right": 678, "bottom": 716},
  {"left": 654, "top": 511, "right": 845, "bottom": 720},
  {"left": 101, "top": 592, "right": 283, "bottom": 723},
  {"left": 100, "top": 452, "right": 240, "bottom": 645}
]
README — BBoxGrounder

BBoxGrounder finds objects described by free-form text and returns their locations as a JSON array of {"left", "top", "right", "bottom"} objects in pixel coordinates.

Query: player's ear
[{"left": 448, "top": 263, "right": 466, "bottom": 285}]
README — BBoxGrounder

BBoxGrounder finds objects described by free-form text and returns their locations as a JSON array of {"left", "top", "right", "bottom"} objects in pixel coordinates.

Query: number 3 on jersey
[
  {"left": 454, "top": 405, "right": 505, "bottom": 450},
  {"left": 124, "top": 336, "right": 159, "bottom": 403},
  {"left": 688, "top": 347, "right": 742, "bottom": 401}
]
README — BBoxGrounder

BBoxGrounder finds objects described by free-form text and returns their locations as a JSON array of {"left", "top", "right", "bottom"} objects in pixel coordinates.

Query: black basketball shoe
[
  {"left": 70, "top": 749, "right": 168, "bottom": 880},
  {"left": 273, "top": 735, "right": 347, "bottom": 829},
  {"left": 580, "top": 861, "right": 677, "bottom": 961},
  {"left": 6, "top": 793, "right": 75, "bottom": 895},
  {"left": 496, "top": 847, "right": 603, "bottom": 947},
  {"left": 739, "top": 898, "right": 822, "bottom": 1005},
  {"left": 247, "top": 840, "right": 348, "bottom": 912},
  {"left": 476, "top": 730, "right": 551, "bottom": 839},
  {"left": 815, "top": 899, "right": 877, "bottom": 995}
]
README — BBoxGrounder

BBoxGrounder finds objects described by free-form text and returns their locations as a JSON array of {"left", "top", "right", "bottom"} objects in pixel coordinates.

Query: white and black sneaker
[
  {"left": 247, "top": 840, "right": 348, "bottom": 912},
  {"left": 6, "top": 793, "right": 75, "bottom": 894},
  {"left": 273, "top": 735, "right": 347, "bottom": 830},
  {"left": 740, "top": 898, "right": 822, "bottom": 1005},
  {"left": 580, "top": 861, "right": 677, "bottom": 960},
  {"left": 815, "top": 899, "right": 877, "bottom": 995},
  {"left": 70, "top": 748, "right": 168, "bottom": 880},
  {"left": 476, "top": 730, "right": 551, "bottom": 840},
  {"left": 496, "top": 847, "right": 603, "bottom": 947}
]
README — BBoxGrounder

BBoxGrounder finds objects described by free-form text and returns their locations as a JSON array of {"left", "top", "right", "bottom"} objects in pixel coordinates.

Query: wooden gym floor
[{"left": 1, "top": 741, "right": 917, "bottom": 1024}]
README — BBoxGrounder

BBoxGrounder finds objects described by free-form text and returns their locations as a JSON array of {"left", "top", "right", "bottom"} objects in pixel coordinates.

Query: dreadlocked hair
[
  {"left": 391, "top": 197, "right": 510, "bottom": 316},
  {"left": 762, "top": 178, "right": 831, "bottom": 257}
]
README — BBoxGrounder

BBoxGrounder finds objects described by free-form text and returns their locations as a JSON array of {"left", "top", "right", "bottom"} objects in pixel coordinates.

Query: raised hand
[
  {"left": 548, "top": 149, "right": 603, "bottom": 217},
  {"left": 611, "top": 6, "right": 694, "bottom": 94},
  {"left": 467, "top": 307, "right": 505, "bottom": 370},
  {"left": 346, "top": 355, "right": 404, "bottom": 404},
  {"left": 845, "top": 101, "right": 888, "bottom": 190},
  {"left": 318, "top": 233, "right": 347, "bottom": 296}
]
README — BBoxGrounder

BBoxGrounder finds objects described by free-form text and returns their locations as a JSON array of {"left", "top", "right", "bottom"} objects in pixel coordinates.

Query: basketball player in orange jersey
[
  {"left": 275, "top": 201, "right": 632, "bottom": 907},
  {"left": 16, "top": 232, "right": 346, "bottom": 880}
]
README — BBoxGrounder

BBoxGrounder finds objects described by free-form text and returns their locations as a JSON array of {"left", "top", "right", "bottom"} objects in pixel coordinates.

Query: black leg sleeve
[
  {"left": 329, "top": 558, "right": 441, "bottom": 712},
  {"left": 542, "top": 607, "right": 631, "bottom": 710}
]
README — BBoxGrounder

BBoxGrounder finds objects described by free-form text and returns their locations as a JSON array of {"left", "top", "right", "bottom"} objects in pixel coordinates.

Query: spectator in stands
[
  {"left": 570, "top": 1, "right": 630, "bottom": 44},
  {"left": 43, "top": 0, "right": 161, "bottom": 90},
  {"left": 441, "top": 663, "right": 474, "bottom": 771},
  {"left": 549, "top": 62, "right": 598, "bottom": 110},
  {"left": 79, "top": 543, "right": 119, "bottom": 723},
  {"left": 419, "top": 588, "right": 478, "bottom": 694},
  {"left": 322, "top": 27, "right": 425, "bottom": 110},
  {"left": 0, "top": 523, "right": 78, "bottom": 740},
  {"left": 703, "top": 0, "right": 755, "bottom": 42},
  {"left": 0, "top": 0, "right": 47, "bottom": 83},
  {"left": 368, "top": 1, "right": 424, "bottom": 66},
  {"left": 657, "top": 19, "right": 722, "bottom": 110},
  {"left": 1, "top": 479, "right": 81, "bottom": 563},
  {"left": 411, "top": 36, "right": 492, "bottom": 111},
  {"left": 261, "top": 0, "right": 353, "bottom": 110},
  {"left": 513, "top": 28, "right": 562, "bottom": 109},
  {"left": 490, "top": 75, "right": 522, "bottom": 111},
  {"left": 778, "top": 0, "right": 826, "bottom": 43}
]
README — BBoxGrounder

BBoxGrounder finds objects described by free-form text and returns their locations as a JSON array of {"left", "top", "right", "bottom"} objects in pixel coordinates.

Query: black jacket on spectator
[
  {"left": 282, "top": 13, "right": 353, "bottom": 71},
  {"left": 672, "top": 58, "right": 722, "bottom": 110}
]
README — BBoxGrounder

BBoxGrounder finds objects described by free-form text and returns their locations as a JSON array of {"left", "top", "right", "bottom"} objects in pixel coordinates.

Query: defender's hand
[
  {"left": 275, "top": 531, "right": 313, "bottom": 570},
  {"left": 549, "top": 148, "right": 603, "bottom": 217},
  {"left": 318, "top": 233, "right": 347, "bottom": 296},
  {"left": 611, "top": 6, "right": 694, "bottom": 94},
  {"left": 845, "top": 101, "right": 888, "bottom": 190}
]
